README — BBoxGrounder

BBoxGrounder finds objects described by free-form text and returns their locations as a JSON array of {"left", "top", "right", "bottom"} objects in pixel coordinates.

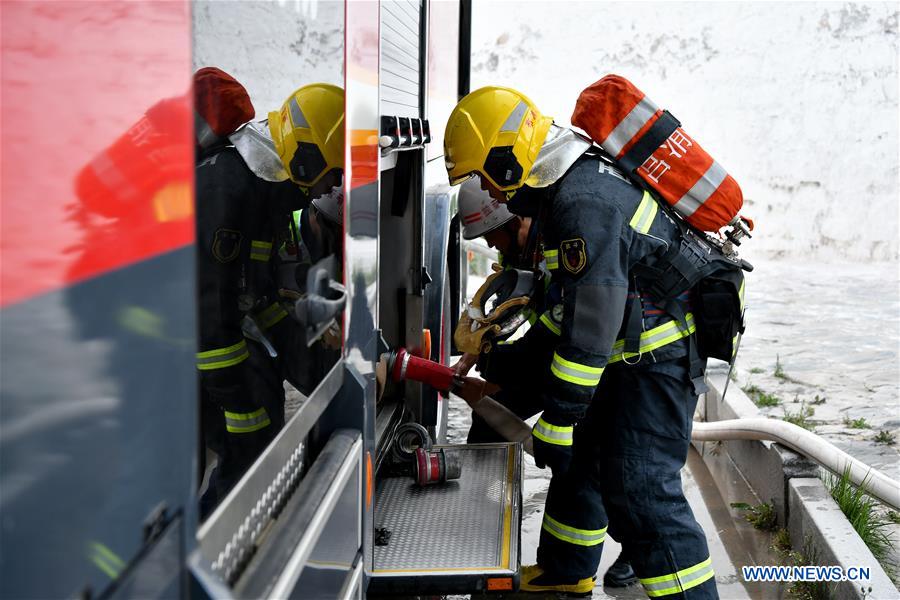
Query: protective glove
[{"left": 531, "top": 410, "right": 575, "bottom": 474}]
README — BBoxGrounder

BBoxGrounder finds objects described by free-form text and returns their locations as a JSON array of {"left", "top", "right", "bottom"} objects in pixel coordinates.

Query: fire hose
[{"left": 380, "top": 348, "right": 900, "bottom": 512}]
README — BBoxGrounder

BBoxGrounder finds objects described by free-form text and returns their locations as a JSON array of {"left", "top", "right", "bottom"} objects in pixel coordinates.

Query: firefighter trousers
[{"left": 538, "top": 357, "right": 717, "bottom": 599}]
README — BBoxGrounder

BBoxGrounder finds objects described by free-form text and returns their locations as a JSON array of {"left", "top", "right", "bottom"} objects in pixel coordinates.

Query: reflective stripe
[
  {"left": 88, "top": 541, "right": 125, "bottom": 580},
  {"left": 551, "top": 352, "right": 604, "bottom": 387},
  {"left": 629, "top": 191, "right": 658, "bottom": 234},
  {"left": 608, "top": 313, "right": 696, "bottom": 364},
  {"left": 500, "top": 101, "right": 528, "bottom": 133},
  {"left": 289, "top": 97, "right": 309, "bottom": 128},
  {"left": 224, "top": 407, "right": 271, "bottom": 433},
  {"left": 541, "top": 513, "right": 607, "bottom": 547},
  {"left": 640, "top": 557, "right": 714, "bottom": 597},
  {"left": 533, "top": 417, "right": 573, "bottom": 446},
  {"left": 544, "top": 249, "right": 559, "bottom": 271},
  {"left": 673, "top": 161, "right": 727, "bottom": 218},
  {"left": 539, "top": 311, "right": 561, "bottom": 336},
  {"left": 196, "top": 340, "right": 250, "bottom": 370},
  {"left": 250, "top": 239, "right": 273, "bottom": 262},
  {"left": 256, "top": 301, "right": 289, "bottom": 330},
  {"left": 739, "top": 278, "right": 746, "bottom": 309},
  {"left": 602, "top": 96, "right": 660, "bottom": 158}
]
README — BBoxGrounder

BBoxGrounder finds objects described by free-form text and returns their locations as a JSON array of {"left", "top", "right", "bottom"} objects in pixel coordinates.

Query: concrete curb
[{"left": 695, "top": 365, "right": 898, "bottom": 599}]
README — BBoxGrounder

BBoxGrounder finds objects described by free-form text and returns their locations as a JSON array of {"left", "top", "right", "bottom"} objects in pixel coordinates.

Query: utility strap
[{"left": 619, "top": 110, "right": 681, "bottom": 174}]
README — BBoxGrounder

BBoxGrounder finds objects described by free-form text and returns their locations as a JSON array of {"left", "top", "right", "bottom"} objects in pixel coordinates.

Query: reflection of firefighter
[
  {"left": 267, "top": 83, "right": 345, "bottom": 383},
  {"left": 452, "top": 180, "right": 638, "bottom": 589},
  {"left": 197, "top": 79, "right": 345, "bottom": 517},
  {"left": 194, "top": 68, "right": 282, "bottom": 516},
  {"left": 444, "top": 88, "right": 716, "bottom": 598}
]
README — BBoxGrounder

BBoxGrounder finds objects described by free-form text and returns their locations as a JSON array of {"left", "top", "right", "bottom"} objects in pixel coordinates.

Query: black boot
[{"left": 603, "top": 554, "right": 638, "bottom": 588}]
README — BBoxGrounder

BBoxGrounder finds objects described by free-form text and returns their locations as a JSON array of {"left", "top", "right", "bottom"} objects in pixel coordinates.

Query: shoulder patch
[
  {"left": 561, "top": 238, "right": 587, "bottom": 274},
  {"left": 212, "top": 228, "right": 242, "bottom": 263}
]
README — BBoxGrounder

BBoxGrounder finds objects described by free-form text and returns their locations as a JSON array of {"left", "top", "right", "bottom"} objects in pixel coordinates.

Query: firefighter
[
  {"left": 452, "top": 178, "right": 551, "bottom": 440},
  {"left": 267, "top": 83, "right": 345, "bottom": 390},
  {"left": 454, "top": 179, "right": 639, "bottom": 589},
  {"left": 444, "top": 87, "right": 717, "bottom": 598},
  {"left": 196, "top": 80, "right": 343, "bottom": 517}
]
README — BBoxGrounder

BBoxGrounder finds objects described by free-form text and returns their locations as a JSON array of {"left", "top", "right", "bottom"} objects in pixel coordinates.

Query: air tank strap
[{"left": 618, "top": 110, "right": 681, "bottom": 174}]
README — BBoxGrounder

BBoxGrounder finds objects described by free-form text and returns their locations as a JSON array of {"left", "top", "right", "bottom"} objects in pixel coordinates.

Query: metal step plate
[{"left": 370, "top": 443, "right": 521, "bottom": 594}]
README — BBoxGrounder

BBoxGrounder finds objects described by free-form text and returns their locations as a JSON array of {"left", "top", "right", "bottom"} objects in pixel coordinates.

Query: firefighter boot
[
  {"left": 519, "top": 564, "right": 595, "bottom": 596},
  {"left": 603, "top": 554, "right": 638, "bottom": 587}
]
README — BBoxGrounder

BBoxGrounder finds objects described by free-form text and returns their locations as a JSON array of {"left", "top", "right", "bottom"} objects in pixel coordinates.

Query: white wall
[
  {"left": 192, "top": 0, "right": 343, "bottom": 119},
  {"left": 471, "top": 1, "right": 899, "bottom": 262}
]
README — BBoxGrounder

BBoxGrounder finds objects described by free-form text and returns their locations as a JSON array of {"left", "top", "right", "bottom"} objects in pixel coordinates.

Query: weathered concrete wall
[
  {"left": 472, "top": 2, "right": 899, "bottom": 261},
  {"left": 192, "top": 0, "right": 343, "bottom": 118}
]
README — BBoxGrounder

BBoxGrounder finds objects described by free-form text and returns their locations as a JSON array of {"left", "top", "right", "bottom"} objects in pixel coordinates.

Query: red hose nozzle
[{"left": 389, "top": 347, "right": 456, "bottom": 392}]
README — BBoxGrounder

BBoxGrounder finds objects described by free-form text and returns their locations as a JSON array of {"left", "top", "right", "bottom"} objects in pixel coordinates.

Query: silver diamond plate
[{"left": 373, "top": 445, "right": 516, "bottom": 572}]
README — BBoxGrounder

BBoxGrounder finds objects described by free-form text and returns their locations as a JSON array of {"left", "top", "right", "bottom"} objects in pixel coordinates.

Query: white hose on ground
[
  {"left": 692, "top": 419, "right": 900, "bottom": 512},
  {"left": 469, "top": 395, "right": 900, "bottom": 511}
]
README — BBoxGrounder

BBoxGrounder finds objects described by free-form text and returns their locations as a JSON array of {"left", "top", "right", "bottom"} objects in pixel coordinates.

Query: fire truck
[{"left": 1, "top": 1, "right": 522, "bottom": 597}]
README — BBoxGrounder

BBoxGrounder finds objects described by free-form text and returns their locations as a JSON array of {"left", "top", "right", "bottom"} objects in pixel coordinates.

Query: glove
[{"left": 531, "top": 411, "right": 575, "bottom": 474}]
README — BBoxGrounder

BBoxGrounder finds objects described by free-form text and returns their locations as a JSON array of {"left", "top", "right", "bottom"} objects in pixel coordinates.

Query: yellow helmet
[
  {"left": 269, "top": 83, "right": 344, "bottom": 188},
  {"left": 444, "top": 86, "right": 553, "bottom": 192}
]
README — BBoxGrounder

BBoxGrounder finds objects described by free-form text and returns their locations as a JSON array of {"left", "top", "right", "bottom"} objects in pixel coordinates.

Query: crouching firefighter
[
  {"left": 445, "top": 86, "right": 747, "bottom": 598},
  {"left": 452, "top": 179, "right": 640, "bottom": 589}
]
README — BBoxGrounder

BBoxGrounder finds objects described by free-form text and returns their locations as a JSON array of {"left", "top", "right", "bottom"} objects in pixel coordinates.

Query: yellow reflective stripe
[
  {"left": 256, "top": 302, "right": 289, "bottom": 330},
  {"left": 550, "top": 352, "right": 604, "bottom": 387},
  {"left": 739, "top": 278, "right": 746, "bottom": 310},
  {"left": 542, "top": 514, "right": 607, "bottom": 547},
  {"left": 250, "top": 239, "right": 273, "bottom": 261},
  {"left": 533, "top": 417, "right": 573, "bottom": 446},
  {"left": 629, "top": 191, "right": 658, "bottom": 234},
  {"left": 608, "top": 313, "right": 696, "bottom": 364},
  {"left": 640, "top": 557, "right": 714, "bottom": 597},
  {"left": 539, "top": 312, "right": 561, "bottom": 336},
  {"left": 88, "top": 541, "right": 125, "bottom": 580},
  {"left": 544, "top": 249, "right": 559, "bottom": 270},
  {"left": 196, "top": 340, "right": 249, "bottom": 370},
  {"left": 224, "top": 407, "right": 271, "bottom": 433}
]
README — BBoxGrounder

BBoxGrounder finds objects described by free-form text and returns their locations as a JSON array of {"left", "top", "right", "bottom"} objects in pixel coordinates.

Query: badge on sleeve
[
  {"left": 561, "top": 238, "right": 587, "bottom": 274},
  {"left": 212, "top": 228, "right": 242, "bottom": 263}
]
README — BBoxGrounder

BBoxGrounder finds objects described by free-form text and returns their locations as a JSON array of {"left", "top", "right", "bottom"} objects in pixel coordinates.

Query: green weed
[
  {"left": 771, "top": 527, "right": 792, "bottom": 556},
  {"left": 783, "top": 403, "right": 815, "bottom": 431},
  {"left": 773, "top": 354, "right": 807, "bottom": 385},
  {"left": 809, "top": 395, "right": 827, "bottom": 405},
  {"left": 749, "top": 367, "right": 766, "bottom": 374},
  {"left": 825, "top": 467, "right": 894, "bottom": 566},
  {"left": 731, "top": 501, "right": 778, "bottom": 531},
  {"left": 887, "top": 510, "right": 900, "bottom": 525},
  {"left": 843, "top": 416, "right": 871, "bottom": 429},
  {"left": 742, "top": 384, "right": 782, "bottom": 407},
  {"left": 874, "top": 430, "right": 896, "bottom": 445}
]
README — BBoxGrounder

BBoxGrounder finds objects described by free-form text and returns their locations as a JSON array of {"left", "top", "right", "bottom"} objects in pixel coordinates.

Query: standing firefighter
[
  {"left": 195, "top": 69, "right": 282, "bottom": 516},
  {"left": 444, "top": 87, "right": 718, "bottom": 598},
  {"left": 195, "top": 77, "right": 344, "bottom": 516}
]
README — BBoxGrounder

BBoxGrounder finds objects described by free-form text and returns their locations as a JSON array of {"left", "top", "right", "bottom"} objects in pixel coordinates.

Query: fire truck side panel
[{"left": 0, "top": 2, "right": 196, "bottom": 598}]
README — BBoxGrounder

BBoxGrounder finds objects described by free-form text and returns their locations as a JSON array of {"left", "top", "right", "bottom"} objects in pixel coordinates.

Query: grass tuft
[
  {"left": 843, "top": 416, "right": 870, "bottom": 429},
  {"left": 771, "top": 527, "right": 792, "bottom": 556},
  {"left": 825, "top": 467, "right": 894, "bottom": 566},
  {"left": 742, "top": 384, "right": 782, "bottom": 407},
  {"left": 874, "top": 430, "right": 896, "bottom": 445},
  {"left": 731, "top": 501, "right": 778, "bottom": 531},
  {"left": 782, "top": 402, "right": 815, "bottom": 431},
  {"left": 809, "top": 394, "right": 827, "bottom": 405},
  {"left": 749, "top": 367, "right": 766, "bottom": 374}
]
